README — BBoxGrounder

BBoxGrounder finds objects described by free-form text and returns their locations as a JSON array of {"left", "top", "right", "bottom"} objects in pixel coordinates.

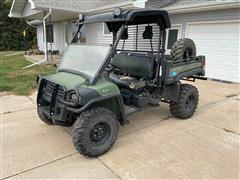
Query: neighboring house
[{"left": 9, "top": 0, "right": 240, "bottom": 83}]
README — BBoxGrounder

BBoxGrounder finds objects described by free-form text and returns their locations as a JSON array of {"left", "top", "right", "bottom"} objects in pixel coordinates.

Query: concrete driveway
[{"left": 1, "top": 80, "right": 239, "bottom": 179}]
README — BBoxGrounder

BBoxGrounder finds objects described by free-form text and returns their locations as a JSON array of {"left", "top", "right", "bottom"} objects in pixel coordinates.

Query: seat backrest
[{"left": 111, "top": 53, "right": 156, "bottom": 79}]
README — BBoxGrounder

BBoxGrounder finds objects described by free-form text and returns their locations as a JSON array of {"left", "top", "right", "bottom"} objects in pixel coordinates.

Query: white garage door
[{"left": 187, "top": 21, "right": 240, "bottom": 83}]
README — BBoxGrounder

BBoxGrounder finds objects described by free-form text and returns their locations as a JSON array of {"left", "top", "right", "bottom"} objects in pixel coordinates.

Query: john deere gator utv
[{"left": 37, "top": 9, "right": 206, "bottom": 157}]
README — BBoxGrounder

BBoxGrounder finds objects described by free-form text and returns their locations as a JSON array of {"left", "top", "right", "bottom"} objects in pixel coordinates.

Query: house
[{"left": 9, "top": 0, "right": 240, "bottom": 83}]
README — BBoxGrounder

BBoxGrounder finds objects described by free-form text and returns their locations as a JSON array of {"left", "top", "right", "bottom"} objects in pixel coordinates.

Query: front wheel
[
  {"left": 73, "top": 107, "right": 119, "bottom": 157},
  {"left": 170, "top": 84, "right": 199, "bottom": 119}
]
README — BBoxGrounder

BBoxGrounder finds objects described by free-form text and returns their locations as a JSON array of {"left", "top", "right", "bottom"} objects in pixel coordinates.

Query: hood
[{"left": 47, "top": 72, "right": 86, "bottom": 90}]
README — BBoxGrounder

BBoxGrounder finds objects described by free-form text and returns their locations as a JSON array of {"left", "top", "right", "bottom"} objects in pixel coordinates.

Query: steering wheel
[{"left": 105, "top": 63, "right": 118, "bottom": 72}]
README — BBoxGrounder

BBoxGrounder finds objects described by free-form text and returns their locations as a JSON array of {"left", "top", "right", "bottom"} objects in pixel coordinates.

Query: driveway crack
[
  {"left": 222, "top": 128, "right": 239, "bottom": 135},
  {"left": 98, "top": 158, "right": 122, "bottom": 180},
  {"left": 1, "top": 152, "right": 78, "bottom": 180},
  {"left": 0, "top": 108, "right": 36, "bottom": 116}
]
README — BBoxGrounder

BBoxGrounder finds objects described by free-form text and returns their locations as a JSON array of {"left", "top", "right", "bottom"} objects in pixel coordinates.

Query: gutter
[
  {"left": 26, "top": 20, "right": 37, "bottom": 29},
  {"left": 164, "top": 2, "right": 240, "bottom": 14},
  {"left": 23, "top": 8, "right": 52, "bottom": 69},
  {"left": 85, "top": 0, "right": 145, "bottom": 14},
  {"left": 8, "top": 0, "right": 15, "bottom": 17},
  {"left": 33, "top": 0, "right": 145, "bottom": 16},
  {"left": 34, "top": 1, "right": 134, "bottom": 13},
  {"left": 28, "top": 0, "right": 36, "bottom": 9}
]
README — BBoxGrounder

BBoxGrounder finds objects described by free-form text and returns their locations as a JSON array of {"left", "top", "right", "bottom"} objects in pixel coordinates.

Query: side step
[
  {"left": 124, "top": 105, "right": 152, "bottom": 116},
  {"left": 124, "top": 105, "right": 138, "bottom": 116}
]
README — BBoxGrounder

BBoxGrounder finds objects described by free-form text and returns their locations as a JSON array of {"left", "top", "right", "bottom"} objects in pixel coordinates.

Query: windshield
[{"left": 58, "top": 44, "right": 110, "bottom": 78}]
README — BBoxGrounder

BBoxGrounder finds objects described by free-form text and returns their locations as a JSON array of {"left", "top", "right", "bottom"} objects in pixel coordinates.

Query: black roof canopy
[{"left": 82, "top": 9, "right": 171, "bottom": 30}]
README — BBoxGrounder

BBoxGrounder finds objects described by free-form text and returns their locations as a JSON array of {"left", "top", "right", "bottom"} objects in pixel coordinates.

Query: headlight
[
  {"left": 70, "top": 93, "right": 78, "bottom": 103},
  {"left": 65, "top": 90, "right": 80, "bottom": 104}
]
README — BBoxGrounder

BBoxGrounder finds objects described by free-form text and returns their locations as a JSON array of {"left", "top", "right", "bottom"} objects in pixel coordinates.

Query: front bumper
[
  {"left": 38, "top": 101, "right": 69, "bottom": 125},
  {"left": 37, "top": 79, "right": 76, "bottom": 125}
]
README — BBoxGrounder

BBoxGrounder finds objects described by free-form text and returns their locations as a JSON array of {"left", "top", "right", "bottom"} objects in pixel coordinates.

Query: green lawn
[{"left": 0, "top": 51, "right": 56, "bottom": 95}]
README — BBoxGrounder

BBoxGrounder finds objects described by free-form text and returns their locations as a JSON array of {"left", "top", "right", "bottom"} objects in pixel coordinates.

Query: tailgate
[{"left": 162, "top": 56, "right": 205, "bottom": 84}]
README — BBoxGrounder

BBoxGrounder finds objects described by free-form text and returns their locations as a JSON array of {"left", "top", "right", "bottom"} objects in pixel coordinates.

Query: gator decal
[{"left": 169, "top": 62, "right": 202, "bottom": 78}]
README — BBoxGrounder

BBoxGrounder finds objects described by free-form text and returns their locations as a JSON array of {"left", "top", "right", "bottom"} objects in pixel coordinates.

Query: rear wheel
[
  {"left": 170, "top": 84, "right": 199, "bottom": 119},
  {"left": 37, "top": 107, "right": 53, "bottom": 125},
  {"left": 170, "top": 38, "right": 196, "bottom": 61},
  {"left": 73, "top": 107, "right": 119, "bottom": 157}
]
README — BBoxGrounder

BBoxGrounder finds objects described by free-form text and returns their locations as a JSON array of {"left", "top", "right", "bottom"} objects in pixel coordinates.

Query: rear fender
[{"left": 163, "top": 82, "right": 180, "bottom": 102}]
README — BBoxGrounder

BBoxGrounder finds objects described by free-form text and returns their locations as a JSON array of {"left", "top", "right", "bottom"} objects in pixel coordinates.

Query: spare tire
[{"left": 170, "top": 38, "right": 196, "bottom": 61}]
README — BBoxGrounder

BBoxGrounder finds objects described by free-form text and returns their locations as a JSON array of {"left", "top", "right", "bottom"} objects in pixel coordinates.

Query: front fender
[{"left": 66, "top": 94, "right": 127, "bottom": 126}]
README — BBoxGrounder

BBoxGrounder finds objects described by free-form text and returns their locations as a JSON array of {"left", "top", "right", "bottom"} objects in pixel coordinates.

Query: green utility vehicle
[{"left": 37, "top": 9, "right": 206, "bottom": 157}]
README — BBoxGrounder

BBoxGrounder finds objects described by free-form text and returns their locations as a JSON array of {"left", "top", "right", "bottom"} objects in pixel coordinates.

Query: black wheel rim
[
  {"left": 183, "top": 48, "right": 192, "bottom": 60},
  {"left": 90, "top": 122, "right": 111, "bottom": 146},
  {"left": 185, "top": 95, "right": 195, "bottom": 112}
]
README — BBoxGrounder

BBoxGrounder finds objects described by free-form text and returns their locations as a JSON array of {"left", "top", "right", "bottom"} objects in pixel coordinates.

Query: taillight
[{"left": 203, "top": 57, "right": 206, "bottom": 73}]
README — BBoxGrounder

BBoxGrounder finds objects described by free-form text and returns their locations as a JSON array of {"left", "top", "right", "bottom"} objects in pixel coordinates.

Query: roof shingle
[{"left": 32, "top": 0, "right": 135, "bottom": 12}]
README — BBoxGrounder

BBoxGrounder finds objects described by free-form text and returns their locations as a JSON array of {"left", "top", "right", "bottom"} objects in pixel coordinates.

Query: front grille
[{"left": 43, "top": 81, "right": 65, "bottom": 100}]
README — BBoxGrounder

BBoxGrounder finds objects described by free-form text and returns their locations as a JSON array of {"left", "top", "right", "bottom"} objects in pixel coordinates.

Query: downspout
[
  {"left": 43, "top": 8, "right": 52, "bottom": 61},
  {"left": 26, "top": 20, "right": 37, "bottom": 29},
  {"left": 23, "top": 8, "right": 52, "bottom": 69}
]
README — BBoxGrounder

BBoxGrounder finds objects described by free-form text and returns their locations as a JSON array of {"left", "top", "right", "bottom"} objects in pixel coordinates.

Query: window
[
  {"left": 167, "top": 29, "right": 178, "bottom": 49},
  {"left": 46, "top": 24, "right": 54, "bottom": 43},
  {"left": 103, "top": 23, "right": 111, "bottom": 35}
]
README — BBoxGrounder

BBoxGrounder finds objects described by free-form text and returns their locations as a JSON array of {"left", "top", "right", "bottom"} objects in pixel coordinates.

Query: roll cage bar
[{"left": 71, "top": 9, "right": 170, "bottom": 85}]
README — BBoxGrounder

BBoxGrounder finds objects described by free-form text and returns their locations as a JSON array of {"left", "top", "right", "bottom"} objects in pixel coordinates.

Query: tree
[{"left": 0, "top": 0, "right": 36, "bottom": 51}]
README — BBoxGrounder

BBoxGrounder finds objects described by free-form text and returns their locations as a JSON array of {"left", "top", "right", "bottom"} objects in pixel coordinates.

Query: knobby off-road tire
[
  {"left": 170, "top": 38, "right": 196, "bottom": 61},
  {"left": 170, "top": 84, "right": 199, "bottom": 119},
  {"left": 73, "top": 107, "right": 119, "bottom": 157},
  {"left": 37, "top": 107, "right": 53, "bottom": 125}
]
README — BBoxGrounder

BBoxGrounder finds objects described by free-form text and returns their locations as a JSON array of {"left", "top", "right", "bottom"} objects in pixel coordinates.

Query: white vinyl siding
[
  {"left": 37, "top": 22, "right": 65, "bottom": 55},
  {"left": 103, "top": 23, "right": 111, "bottom": 35},
  {"left": 86, "top": 23, "right": 113, "bottom": 45},
  {"left": 37, "top": 24, "right": 44, "bottom": 51}
]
